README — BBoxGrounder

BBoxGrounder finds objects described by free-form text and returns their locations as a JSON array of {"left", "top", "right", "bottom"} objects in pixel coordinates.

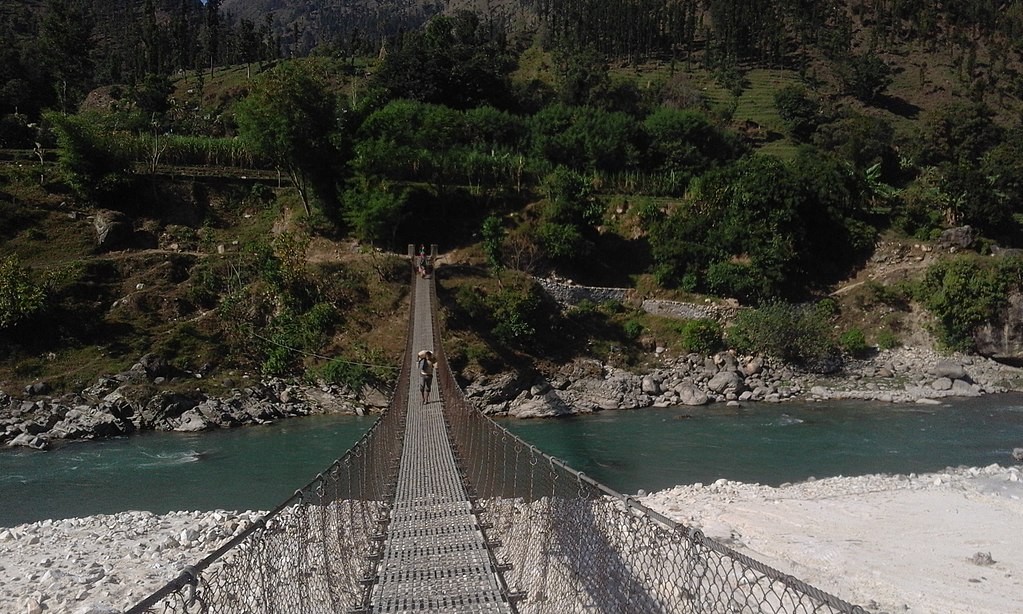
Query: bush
[
  {"left": 453, "top": 278, "right": 549, "bottom": 349},
  {"left": 312, "top": 358, "right": 370, "bottom": 390},
  {"left": 839, "top": 328, "right": 870, "bottom": 357},
  {"left": 816, "top": 297, "right": 839, "bottom": 316},
  {"left": 0, "top": 255, "right": 46, "bottom": 330},
  {"left": 46, "top": 112, "right": 135, "bottom": 204},
  {"left": 915, "top": 256, "right": 1023, "bottom": 351},
  {"left": 875, "top": 329, "right": 900, "bottom": 350},
  {"left": 727, "top": 301, "right": 838, "bottom": 372},
  {"left": 678, "top": 319, "right": 723, "bottom": 354},
  {"left": 623, "top": 319, "right": 644, "bottom": 339}
]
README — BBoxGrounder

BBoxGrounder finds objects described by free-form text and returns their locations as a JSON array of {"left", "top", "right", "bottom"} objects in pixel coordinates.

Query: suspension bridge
[{"left": 127, "top": 251, "right": 864, "bottom": 614}]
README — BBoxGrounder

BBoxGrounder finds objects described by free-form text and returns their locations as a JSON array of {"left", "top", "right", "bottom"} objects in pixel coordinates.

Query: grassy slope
[
  {"left": 0, "top": 166, "right": 411, "bottom": 396},
  {"left": 3, "top": 22, "right": 1022, "bottom": 393}
]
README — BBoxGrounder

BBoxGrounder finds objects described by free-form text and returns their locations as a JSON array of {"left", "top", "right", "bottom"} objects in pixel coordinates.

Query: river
[{"left": 2, "top": 395, "right": 1022, "bottom": 527}]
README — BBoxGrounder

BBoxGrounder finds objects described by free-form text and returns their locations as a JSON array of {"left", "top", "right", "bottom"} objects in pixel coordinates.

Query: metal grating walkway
[{"left": 368, "top": 275, "right": 513, "bottom": 613}]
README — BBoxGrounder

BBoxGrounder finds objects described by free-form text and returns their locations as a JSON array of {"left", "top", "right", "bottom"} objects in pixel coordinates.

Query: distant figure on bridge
[
  {"left": 416, "top": 244, "right": 429, "bottom": 278},
  {"left": 417, "top": 350, "right": 436, "bottom": 402}
]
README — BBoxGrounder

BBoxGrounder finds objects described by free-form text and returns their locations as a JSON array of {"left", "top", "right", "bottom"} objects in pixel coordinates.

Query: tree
[
  {"left": 235, "top": 62, "right": 340, "bottom": 216},
  {"left": 812, "top": 112, "right": 895, "bottom": 172},
  {"left": 914, "top": 101, "right": 1004, "bottom": 166},
  {"left": 204, "top": 0, "right": 222, "bottom": 76},
  {"left": 481, "top": 215, "right": 505, "bottom": 275},
  {"left": 342, "top": 181, "right": 408, "bottom": 247},
  {"left": 531, "top": 167, "right": 600, "bottom": 265},
  {"left": 773, "top": 86, "right": 821, "bottom": 141},
  {"left": 835, "top": 54, "right": 892, "bottom": 103},
  {"left": 37, "top": 0, "right": 95, "bottom": 113},
  {"left": 368, "top": 12, "right": 514, "bottom": 110},
  {"left": 529, "top": 105, "right": 642, "bottom": 173},
  {"left": 649, "top": 154, "right": 874, "bottom": 302},
  {"left": 46, "top": 112, "right": 134, "bottom": 204},
  {"left": 642, "top": 107, "right": 742, "bottom": 175}
]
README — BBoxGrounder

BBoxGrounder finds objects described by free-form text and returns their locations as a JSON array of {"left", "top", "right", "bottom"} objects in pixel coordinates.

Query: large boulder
[
  {"left": 464, "top": 371, "right": 532, "bottom": 406},
  {"left": 135, "top": 353, "right": 175, "bottom": 378},
  {"left": 932, "top": 359, "right": 969, "bottom": 381},
  {"left": 974, "top": 290, "right": 1023, "bottom": 365},
  {"left": 175, "top": 409, "right": 211, "bottom": 432},
  {"left": 936, "top": 225, "right": 975, "bottom": 251},
  {"left": 641, "top": 375, "right": 661, "bottom": 395},
  {"left": 707, "top": 370, "right": 746, "bottom": 394},
  {"left": 676, "top": 385, "right": 709, "bottom": 406},
  {"left": 93, "top": 209, "right": 132, "bottom": 249},
  {"left": 141, "top": 391, "right": 200, "bottom": 428}
]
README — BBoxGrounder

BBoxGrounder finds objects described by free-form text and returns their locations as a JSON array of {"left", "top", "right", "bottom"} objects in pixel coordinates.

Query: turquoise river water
[{"left": 2, "top": 394, "right": 1022, "bottom": 527}]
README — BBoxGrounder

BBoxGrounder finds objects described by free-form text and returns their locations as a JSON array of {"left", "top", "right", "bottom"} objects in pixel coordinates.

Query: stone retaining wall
[
  {"left": 535, "top": 278, "right": 740, "bottom": 324},
  {"left": 641, "top": 299, "right": 741, "bottom": 323},
  {"left": 535, "top": 278, "right": 632, "bottom": 306}
]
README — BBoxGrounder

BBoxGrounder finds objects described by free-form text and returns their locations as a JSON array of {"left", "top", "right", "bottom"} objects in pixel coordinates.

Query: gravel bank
[
  {"left": 2, "top": 465, "right": 1021, "bottom": 613},
  {"left": 642, "top": 464, "right": 1023, "bottom": 614}
]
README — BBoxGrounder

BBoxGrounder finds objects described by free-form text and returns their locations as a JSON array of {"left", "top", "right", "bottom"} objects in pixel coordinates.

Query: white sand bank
[
  {"left": 2, "top": 466, "right": 1021, "bottom": 613},
  {"left": 642, "top": 464, "right": 1023, "bottom": 614}
]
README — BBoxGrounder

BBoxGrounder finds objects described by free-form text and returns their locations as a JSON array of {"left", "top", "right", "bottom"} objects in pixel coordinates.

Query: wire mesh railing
[
  {"left": 129, "top": 265, "right": 863, "bottom": 614},
  {"left": 125, "top": 278, "right": 417, "bottom": 614},
  {"left": 429, "top": 276, "right": 864, "bottom": 614}
]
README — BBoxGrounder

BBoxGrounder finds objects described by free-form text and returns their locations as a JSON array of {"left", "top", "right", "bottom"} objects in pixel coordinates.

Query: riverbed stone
[
  {"left": 933, "top": 359, "right": 969, "bottom": 381},
  {"left": 707, "top": 371, "right": 746, "bottom": 394},
  {"left": 931, "top": 377, "right": 953, "bottom": 391},
  {"left": 677, "top": 386, "right": 708, "bottom": 406},
  {"left": 174, "top": 410, "right": 210, "bottom": 432},
  {"left": 951, "top": 379, "right": 978, "bottom": 396}
]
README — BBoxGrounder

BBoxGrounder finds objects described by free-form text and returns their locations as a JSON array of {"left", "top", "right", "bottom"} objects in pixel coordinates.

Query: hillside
[{"left": 3, "top": 2, "right": 1023, "bottom": 403}]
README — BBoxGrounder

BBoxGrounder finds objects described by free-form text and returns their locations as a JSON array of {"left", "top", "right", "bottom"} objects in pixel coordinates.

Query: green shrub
[
  {"left": 839, "top": 328, "right": 870, "bottom": 357},
  {"left": 915, "top": 256, "right": 1023, "bottom": 351},
  {"left": 678, "top": 319, "right": 723, "bottom": 354},
  {"left": 600, "top": 300, "right": 626, "bottom": 314},
  {"left": 455, "top": 285, "right": 487, "bottom": 320},
  {"left": 727, "top": 301, "right": 838, "bottom": 372},
  {"left": 0, "top": 255, "right": 47, "bottom": 330},
  {"left": 864, "top": 280, "right": 908, "bottom": 308},
  {"left": 464, "top": 343, "right": 500, "bottom": 372},
  {"left": 454, "top": 278, "right": 549, "bottom": 349},
  {"left": 816, "top": 297, "right": 839, "bottom": 316},
  {"left": 570, "top": 299, "right": 598, "bottom": 316},
  {"left": 312, "top": 358, "right": 370, "bottom": 390},
  {"left": 46, "top": 112, "right": 135, "bottom": 204},
  {"left": 623, "top": 319, "right": 644, "bottom": 339},
  {"left": 875, "top": 329, "right": 900, "bottom": 350}
]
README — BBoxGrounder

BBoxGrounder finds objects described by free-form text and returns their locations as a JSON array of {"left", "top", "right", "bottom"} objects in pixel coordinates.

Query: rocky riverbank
[
  {"left": 0, "top": 509, "right": 268, "bottom": 614},
  {"left": 6, "top": 347, "right": 1023, "bottom": 449},
  {"left": 1, "top": 354, "right": 389, "bottom": 451},
  {"left": 465, "top": 346, "right": 1023, "bottom": 418}
]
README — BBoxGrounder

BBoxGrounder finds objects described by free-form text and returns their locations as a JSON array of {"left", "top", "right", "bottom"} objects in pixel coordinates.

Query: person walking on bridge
[
  {"left": 416, "top": 244, "right": 429, "bottom": 278},
  {"left": 418, "top": 350, "right": 436, "bottom": 402}
]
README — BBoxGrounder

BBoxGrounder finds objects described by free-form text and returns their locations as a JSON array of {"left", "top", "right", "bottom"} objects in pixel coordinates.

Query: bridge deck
[{"left": 369, "top": 275, "right": 512, "bottom": 613}]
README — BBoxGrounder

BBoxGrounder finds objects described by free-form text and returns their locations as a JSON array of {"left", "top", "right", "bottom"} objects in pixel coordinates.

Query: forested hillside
[{"left": 3, "top": 0, "right": 1023, "bottom": 394}]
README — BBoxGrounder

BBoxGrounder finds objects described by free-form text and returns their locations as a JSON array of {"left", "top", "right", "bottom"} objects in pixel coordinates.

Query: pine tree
[{"left": 37, "top": 0, "right": 95, "bottom": 114}]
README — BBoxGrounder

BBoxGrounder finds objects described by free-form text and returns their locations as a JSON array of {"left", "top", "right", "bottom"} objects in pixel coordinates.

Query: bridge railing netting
[
  {"left": 125, "top": 280, "right": 418, "bottom": 614},
  {"left": 428, "top": 279, "right": 863, "bottom": 614},
  {"left": 130, "top": 272, "right": 863, "bottom": 614}
]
